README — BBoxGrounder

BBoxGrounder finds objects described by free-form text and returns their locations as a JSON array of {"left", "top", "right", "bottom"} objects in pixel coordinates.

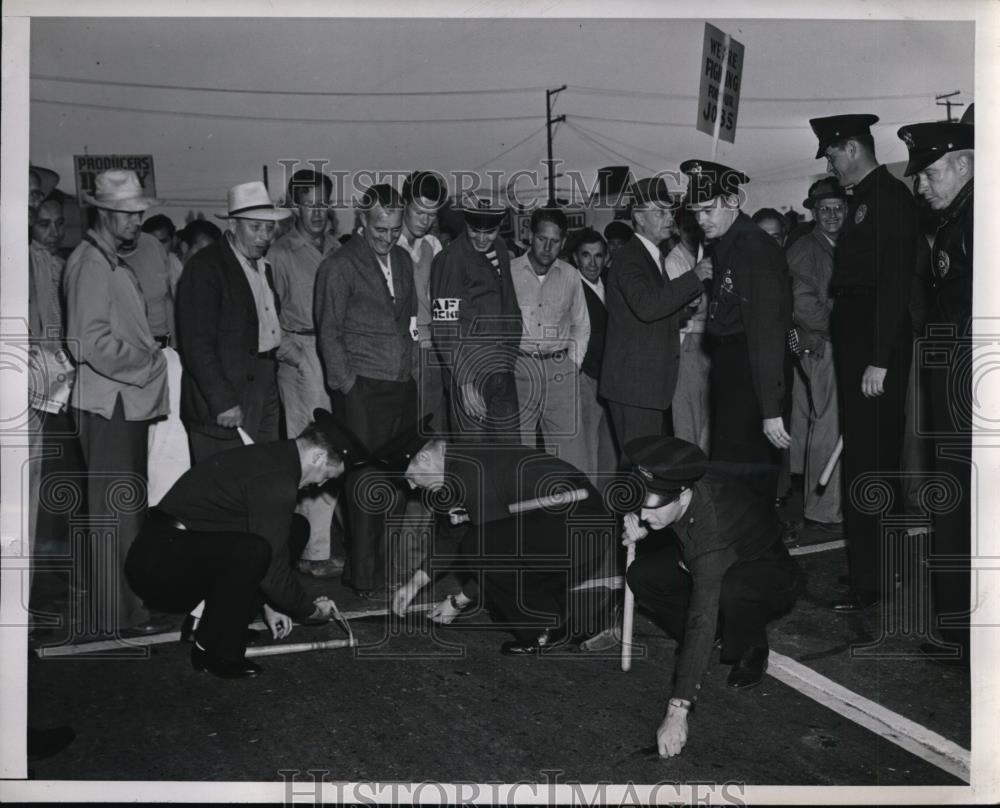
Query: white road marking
[{"left": 768, "top": 650, "right": 970, "bottom": 783}]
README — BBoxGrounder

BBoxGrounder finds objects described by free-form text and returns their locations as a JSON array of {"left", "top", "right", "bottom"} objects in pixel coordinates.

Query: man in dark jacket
[
  {"left": 810, "top": 114, "right": 920, "bottom": 612},
  {"left": 176, "top": 181, "right": 291, "bottom": 464},
  {"left": 624, "top": 436, "right": 800, "bottom": 757},
  {"left": 599, "top": 178, "right": 708, "bottom": 450},
  {"left": 681, "top": 160, "right": 792, "bottom": 504},
  {"left": 430, "top": 199, "right": 522, "bottom": 440},
  {"left": 125, "top": 410, "right": 366, "bottom": 678},
  {"left": 314, "top": 184, "right": 418, "bottom": 595},
  {"left": 898, "top": 120, "right": 974, "bottom": 662}
]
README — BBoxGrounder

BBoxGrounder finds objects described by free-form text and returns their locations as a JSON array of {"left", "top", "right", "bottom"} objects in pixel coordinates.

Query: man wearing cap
[
  {"left": 315, "top": 183, "right": 417, "bottom": 595},
  {"left": 268, "top": 169, "right": 342, "bottom": 579},
  {"left": 786, "top": 178, "right": 848, "bottom": 529},
  {"left": 809, "top": 114, "right": 920, "bottom": 612},
  {"left": 63, "top": 168, "right": 169, "bottom": 632},
  {"left": 125, "top": 409, "right": 363, "bottom": 678},
  {"left": 898, "top": 119, "right": 974, "bottom": 660},
  {"left": 430, "top": 198, "right": 522, "bottom": 439},
  {"left": 176, "top": 181, "right": 291, "bottom": 464},
  {"left": 623, "top": 436, "right": 801, "bottom": 757},
  {"left": 681, "top": 160, "right": 792, "bottom": 503},
  {"left": 600, "top": 178, "right": 708, "bottom": 451},
  {"left": 510, "top": 207, "right": 591, "bottom": 472}
]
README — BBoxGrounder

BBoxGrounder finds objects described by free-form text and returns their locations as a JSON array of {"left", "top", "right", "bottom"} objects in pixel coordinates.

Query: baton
[
  {"left": 819, "top": 436, "right": 843, "bottom": 487},
  {"left": 621, "top": 542, "right": 637, "bottom": 672},
  {"left": 245, "top": 638, "right": 356, "bottom": 658},
  {"left": 507, "top": 487, "right": 588, "bottom": 515}
]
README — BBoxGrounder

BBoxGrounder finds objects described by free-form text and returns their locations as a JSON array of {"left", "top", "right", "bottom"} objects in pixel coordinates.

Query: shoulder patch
[{"left": 854, "top": 203, "right": 868, "bottom": 225}]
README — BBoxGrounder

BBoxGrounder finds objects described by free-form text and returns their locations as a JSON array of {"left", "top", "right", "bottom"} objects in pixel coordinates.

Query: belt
[
  {"left": 832, "top": 285, "right": 875, "bottom": 298},
  {"left": 708, "top": 332, "right": 746, "bottom": 345},
  {"left": 153, "top": 334, "right": 170, "bottom": 349},
  {"left": 285, "top": 329, "right": 316, "bottom": 336},
  {"left": 256, "top": 348, "right": 278, "bottom": 359},
  {"left": 148, "top": 507, "right": 187, "bottom": 531},
  {"left": 517, "top": 347, "right": 567, "bottom": 361}
]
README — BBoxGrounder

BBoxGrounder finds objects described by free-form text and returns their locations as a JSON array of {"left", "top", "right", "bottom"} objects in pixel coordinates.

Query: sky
[{"left": 25, "top": 12, "right": 977, "bottom": 221}]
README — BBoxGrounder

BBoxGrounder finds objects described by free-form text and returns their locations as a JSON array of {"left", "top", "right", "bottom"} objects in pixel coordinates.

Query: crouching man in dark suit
[
  {"left": 381, "top": 420, "right": 613, "bottom": 654},
  {"left": 623, "top": 436, "right": 801, "bottom": 757},
  {"left": 124, "top": 410, "right": 366, "bottom": 678}
]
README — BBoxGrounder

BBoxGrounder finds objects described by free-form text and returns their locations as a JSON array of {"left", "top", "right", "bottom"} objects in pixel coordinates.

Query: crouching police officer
[
  {"left": 125, "top": 409, "right": 367, "bottom": 678},
  {"left": 623, "top": 436, "right": 801, "bottom": 757}
]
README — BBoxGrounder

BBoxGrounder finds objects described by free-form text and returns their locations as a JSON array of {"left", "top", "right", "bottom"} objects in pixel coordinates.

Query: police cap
[
  {"left": 809, "top": 114, "right": 879, "bottom": 159},
  {"left": 896, "top": 121, "right": 974, "bottom": 177},
  {"left": 623, "top": 435, "right": 708, "bottom": 504},
  {"left": 680, "top": 160, "right": 749, "bottom": 206}
]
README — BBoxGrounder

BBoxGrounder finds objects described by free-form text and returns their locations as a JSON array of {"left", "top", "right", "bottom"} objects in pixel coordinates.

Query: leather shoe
[
  {"left": 181, "top": 615, "right": 264, "bottom": 646},
  {"left": 829, "top": 592, "right": 879, "bottom": 613},
  {"left": 727, "top": 647, "right": 768, "bottom": 689},
  {"left": 500, "top": 626, "right": 568, "bottom": 656},
  {"left": 191, "top": 645, "right": 261, "bottom": 679}
]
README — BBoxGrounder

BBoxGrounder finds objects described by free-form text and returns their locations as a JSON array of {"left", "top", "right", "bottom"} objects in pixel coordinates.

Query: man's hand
[
  {"left": 763, "top": 416, "right": 791, "bottom": 450},
  {"left": 263, "top": 603, "right": 293, "bottom": 640},
  {"left": 621, "top": 512, "right": 649, "bottom": 547},
  {"left": 692, "top": 257, "right": 713, "bottom": 281},
  {"left": 392, "top": 570, "right": 430, "bottom": 617},
  {"left": 460, "top": 382, "right": 488, "bottom": 421},
  {"left": 216, "top": 404, "right": 243, "bottom": 429},
  {"left": 862, "top": 365, "right": 887, "bottom": 398},
  {"left": 656, "top": 702, "right": 690, "bottom": 758}
]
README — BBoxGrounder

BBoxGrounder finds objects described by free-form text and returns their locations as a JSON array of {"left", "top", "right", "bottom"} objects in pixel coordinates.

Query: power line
[
  {"left": 472, "top": 125, "right": 547, "bottom": 171},
  {"left": 564, "top": 122, "right": 657, "bottom": 175},
  {"left": 567, "top": 120, "right": 674, "bottom": 163},
  {"left": 32, "top": 73, "right": 548, "bottom": 98},
  {"left": 568, "top": 84, "right": 955, "bottom": 103},
  {"left": 32, "top": 97, "right": 540, "bottom": 125},
  {"left": 568, "top": 112, "right": 922, "bottom": 129}
]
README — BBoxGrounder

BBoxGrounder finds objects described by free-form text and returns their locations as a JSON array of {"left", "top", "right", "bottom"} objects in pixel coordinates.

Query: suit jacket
[
  {"left": 156, "top": 440, "right": 314, "bottom": 621},
  {"left": 709, "top": 214, "right": 792, "bottom": 419},
  {"left": 787, "top": 225, "right": 836, "bottom": 353},
  {"left": 63, "top": 229, "right": 169, "bottom": 420},
  {"left": 580, "top": 281, "right": 607, "bottom": 380},
  {"left": 314, "top": 234, "right": 417, "bottom": 394},
  {"left": 176, "top": 236, "right": 280, "bottom": 437},
  {"left": 599, "top": 235, "right": 702, "bottom": 409}
]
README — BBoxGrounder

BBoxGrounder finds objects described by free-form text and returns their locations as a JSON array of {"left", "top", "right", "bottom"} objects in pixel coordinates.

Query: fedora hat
[
  {"left": 215, "top": 181, "right": 292, "bottom": 221},
  {"left": 29, "top": 165, "right": 60, "bottom": 197},
  {"left": 83, "top": 169, "right": 160, "bottom": 212}
]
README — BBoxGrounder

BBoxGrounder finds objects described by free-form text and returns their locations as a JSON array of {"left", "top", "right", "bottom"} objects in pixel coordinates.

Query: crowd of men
[{"left": 24, "top": 107, "right": 974, "bottom": 757}]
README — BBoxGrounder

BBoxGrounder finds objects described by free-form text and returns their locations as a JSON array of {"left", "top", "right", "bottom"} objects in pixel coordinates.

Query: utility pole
[
  {"left": 935, "top": 91, "right": 964, "bottom": 122},
  {"left": 546, "top": 85, "right": 567, "bottom": 206}
]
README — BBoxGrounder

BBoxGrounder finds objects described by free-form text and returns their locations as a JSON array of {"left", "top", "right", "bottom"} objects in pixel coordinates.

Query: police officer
[
  {"left": 897, "top": 119, "right": 974, "bottom": 662},
  {"left": 680, "top": 160, "right": 792, "bottom": 504},
  {"left": 125, "top": 410, "right": 367, "bottom": 678},
  {"left": 429, "top": 198, "right": 522, "bottom": 440},
  {"left": 623, "top": 436, "right": 800, "bottom": 758},
  {"left": 809, "top": 114, "right": 920, "bottom": 613}
]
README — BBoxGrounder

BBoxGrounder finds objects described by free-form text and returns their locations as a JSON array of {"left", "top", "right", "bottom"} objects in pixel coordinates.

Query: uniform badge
[
  {"left": 432, "top": 298, "right": 460, "bottom": 322},
  {"left": 855, "top": 203, "right": 868, "bottom": 224},
  {"left": 935, "top": 251, "right": 950, "bottom": 278}
]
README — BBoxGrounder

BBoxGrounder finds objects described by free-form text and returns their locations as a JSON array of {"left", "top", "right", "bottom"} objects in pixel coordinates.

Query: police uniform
[
  {"left": 125, "top": 409, "right": 365, "bottom": 676},
  {"left": 810, "top": 115, "right": 920, "bottom": 605},
  {"left": 624, "top": 437, "right": 800, "bottom": 695},
  {"left": 680, "top": 160, "right": 791, "bottom": 503},
  {"left": 898, "top": 121, "right": 974, "bottom": 658},
  {"left": 429, "top": 202, "right": 522, "bottom": 440}
]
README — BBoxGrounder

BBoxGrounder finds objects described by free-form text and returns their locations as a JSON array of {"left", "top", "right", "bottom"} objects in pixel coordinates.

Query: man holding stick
[
  {"left": 124, "top": 410, "right": 366, "bottom": 678},
  {"left": 380, "top": 421, "right": 613, "bottom": 654},
  {"left": 622, "top": 436, "right": 800, "bottom": 757}
]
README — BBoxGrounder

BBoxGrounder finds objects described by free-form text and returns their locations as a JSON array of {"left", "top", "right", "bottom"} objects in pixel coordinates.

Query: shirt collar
[
  {"left": 634, "top": 232, "right": 662, "bottom": 265},
  {"left": 580, "top": 275, "right": 604, "bottom": 296}
]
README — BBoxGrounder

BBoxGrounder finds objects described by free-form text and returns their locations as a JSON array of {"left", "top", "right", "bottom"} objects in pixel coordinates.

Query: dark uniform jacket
[
  {"left": 176, "top": 236, "right": 280, "bottom": 438},
  {"left": 671, "top": 469, "right": 788, "bottom": 702},
  {"left": 600, "top": 235, "right": 703, "bottom": 409},
  {"left": 429, "top": 232, "right": 522, "bottom": 393},
  {"left": 580, "top": 281, "right": 607, "bottom": 381},
  {"left": 156, "top": 440, "right": 314, "bottom": 621},
  {"left": 930, "top": 178, "right": 973, "bottom": 331},
  {"left": 706, "top": 213, "right": 792, "bottom": 419},
  {"left": 314, "top": 233, "right": 417, "bottom": 394},
  {"left": 831, "top": 164, "right": 919, "bottom": 368}
]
